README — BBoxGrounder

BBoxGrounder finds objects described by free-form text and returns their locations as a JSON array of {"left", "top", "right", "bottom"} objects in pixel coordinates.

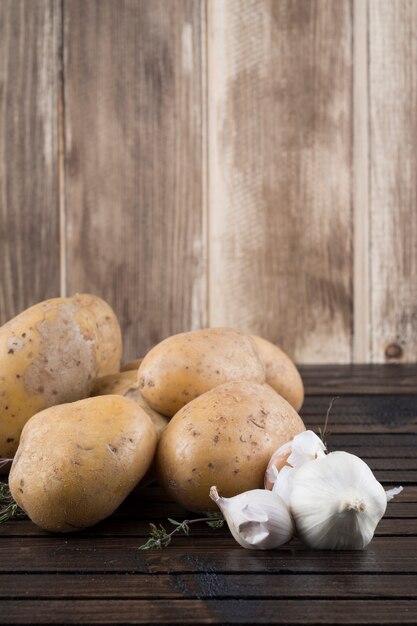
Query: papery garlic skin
[
  {"left": 271, "top": 465, "right": 296, "bottom": 506},
  {"left": 265, "top": 430, "right": 326, "bottom": 490},
  {"left": 287, "top": 430, "right": 326, "bottom": 468},
  {"left": 289, "top": 451, "right": 387, "bottom": 550},
  {"left": 210, "top": 486, "right": 294, "bottom": 550},
  {"left": 386, "top": 486, "right": 403, "bottom": 501}
]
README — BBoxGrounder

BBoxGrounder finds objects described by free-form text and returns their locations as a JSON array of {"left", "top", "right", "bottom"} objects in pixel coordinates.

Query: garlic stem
[
  {"left": 342, "top": 497, "right": 366, "bottom": 513},
  {"left": 210, "top": 486, "right": 220, "bottom": 503}
]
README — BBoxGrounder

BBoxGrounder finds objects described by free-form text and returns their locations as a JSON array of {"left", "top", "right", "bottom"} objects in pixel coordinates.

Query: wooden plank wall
[{"left": 0, "top": 0, "right": 416, "bottom": 364}]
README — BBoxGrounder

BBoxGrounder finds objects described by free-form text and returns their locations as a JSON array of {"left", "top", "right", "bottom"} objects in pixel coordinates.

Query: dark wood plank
[
  {"left": 301, "top": 394, "right": 417, "bottom": 419},
  {"left": 1, "top": 572, "right": 417, "bottom": 599},
  {"left": 1, "top": 515, "right": 415, "bottom": 538},
  {"left": 1, "top": 537, "right": 417, "bottom": 573},
  {"left": 318, "top": 433, "right": 417, "bottom": 446},
  {"left": 1, "top": 599, "right": 417, "bottom": 624},
  {"left": 300, "top": 365, "right": 417, "bottom": 394},
  {"left": 369, "top": 0, "right": 417, "bottom": 363},
  {"left": 64, "top": 0, "right": 207, "bottom": 360},
  {"left": 208, "top": 0, "right": 353, "bottom": 363},
  {"left": 0, "top": 0, "right": 60, "bottom": 323}
]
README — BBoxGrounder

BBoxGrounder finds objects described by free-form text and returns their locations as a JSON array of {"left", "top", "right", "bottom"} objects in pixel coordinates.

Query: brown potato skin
[
  {"left": 139, "top": 328, "right": 265, "bottom": 417},
  {"left": 0, "top": 294, "right": 122, "bottom": 458},
  {"left": 156, "top": 381, "right": 305, "bottom": 511},
  {"left": 252, "top": 336, "right": 304, "bottom": 412},
  {"left": 91, "top": 371, "right": 168, "bottom": 438},
  {"left": 9, "top": 396, "right": 157, "bottom": 532}
]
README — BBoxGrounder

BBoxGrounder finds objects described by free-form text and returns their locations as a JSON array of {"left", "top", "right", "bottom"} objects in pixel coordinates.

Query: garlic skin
[
  {"left": 386, "top": 486, "right": 403, "bottom": 501},
  {"left": 265, "top": 430, "right": 326, "bottom": 490},
  {"left": 210, "top": 486, "right": 294, "bottom": 550},
  {"left": 271, "top": 465, "right": 296, "bottom": 506},
  {"left": 289, "top": 451, "right": 388, "bottom": 550}
]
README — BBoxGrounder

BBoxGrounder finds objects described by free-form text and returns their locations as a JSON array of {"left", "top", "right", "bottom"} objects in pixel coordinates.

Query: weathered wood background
[{"left": 0, "top": 0, "right": 416, "bottom": 363}]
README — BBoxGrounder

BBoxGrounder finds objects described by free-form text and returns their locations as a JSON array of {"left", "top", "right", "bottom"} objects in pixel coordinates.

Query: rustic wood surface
[
  {"left": 0, "top": 0, "right": 60, "bottom": 322},
  {"left": 1, "top": 365, "right": 416, "bottom": 625},
  {"left": 368, "top": 0, "right": 417, "bottom": 364},
  {"left": 63, "top": 0, "right": 207, "bottom": 359},
  {"left": 208, "top": 0, "right": 353, "bottom": 364},
  {"left": 1, "top": 1, "right": 416, "bottom": 363}
]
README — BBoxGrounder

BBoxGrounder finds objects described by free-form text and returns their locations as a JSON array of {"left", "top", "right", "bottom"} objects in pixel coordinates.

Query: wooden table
[{"left": 1, "top": 365, "right": 417, "bottom": 625}]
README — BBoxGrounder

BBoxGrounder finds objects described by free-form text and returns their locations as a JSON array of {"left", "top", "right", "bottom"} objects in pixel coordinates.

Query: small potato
[
  {"left": 139, "top": 328, "right": 265, "bottom": 416},
  {"left": 156, "top": 381, "right": 305, "bottom": 511},
  {"left": 92, "top": 371, "right": 168, "bottom": 438},
  {"left": 0, "top": 294, "right": 122, "bottom": 458},
  {"left": 9, "top": 395, "right": 157, "bottom": 532},
  {"left": 120, "top": 359, "right": 143, "bottom": 372},
  {"left": 252, "top": 336, "right": 304, "bottom": 412}
]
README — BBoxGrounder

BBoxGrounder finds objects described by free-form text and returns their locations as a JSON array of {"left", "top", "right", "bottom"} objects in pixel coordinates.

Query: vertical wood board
[
  {"left": 0, "top": 0, "right": 60, "bottom": 324},
  {"left": 369, "top": 0, "right": 417, "bottom": 363},
  {"left": 208, "top": 0, "right": 353, "bottom": 363},
  {"left": 64, "top": 0, "right": 207, "bottom": 359}
]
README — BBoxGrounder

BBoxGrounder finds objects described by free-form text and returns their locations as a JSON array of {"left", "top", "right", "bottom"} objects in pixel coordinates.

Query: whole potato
[
  {"left": 0, "top": 294, "right": 122, "bottom": 458},
  {"left": 92, "top": 371, "right": 168, "bottom": 438},
  {"left": 156, "top": 381, "right": 305, "bottom": 511},
  {"left": 252, "top": 336, "right": 304, "bottom": 411},
  {"left": 9, "top": 395, "right": 157, "bottom": 532},
  {"left": 139, "top": 328, "right": 265, "bottom": 416}
]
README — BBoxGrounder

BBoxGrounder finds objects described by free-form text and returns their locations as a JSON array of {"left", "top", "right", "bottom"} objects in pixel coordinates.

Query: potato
[
  {"left": 139, "top": 328, "right": 265, "bottom": 416},
  {"left": 156, "top": 381, "right": 305, "bottom": 511},
  {"left": 0, "top": 294, "right": 122, "bottom": 458},
  {"left": 120, "top": 359, "right": 143, "bottom": 372},
  {"left": 92, "top": 371, "right": 168, "bottom": 438},
  {"left": 252, "top": 336, "right": 304, "bottom": 412},
  {"left": 9, "top": 395, "right": 157, "bottom": 532}
]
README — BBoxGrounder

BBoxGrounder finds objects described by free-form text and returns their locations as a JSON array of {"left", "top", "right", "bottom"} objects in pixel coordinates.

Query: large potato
[
  {"left": 139, "top": 328, "right": 265, "bottom": 416},
  {"left": 9, "top": 395, "right": 157, "bottom": 532},
  {"left": 252, "top": 336, "right": 304, "bottom": 412},
  {"left": 156, "top": 381, "right": 305, "bottom": 511},
  {"left": 0, "top": 294, "right": 122, "bottom": 458},
  {"left": 92, "top": 371, "right": 168, "bottom": 438}
]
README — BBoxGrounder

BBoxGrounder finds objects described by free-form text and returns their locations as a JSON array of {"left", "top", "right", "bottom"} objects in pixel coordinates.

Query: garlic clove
[
  {"left": 287, "top": 430, "right": 326, "bottom": 468},
  {"left": 271, "top": 465, "right": 296, "bottom": 506},
  {"left": 289, "top": 451, "right": 388, "bottom": 550},
  {"left": 264, "top": 441, "right": 293, "bottom": 489},
  {"left": 210, "top": 486, "right": 294, "bottom": 550},
  {"left": 265, "top": 430, "right": 326, "bottom": 490}
]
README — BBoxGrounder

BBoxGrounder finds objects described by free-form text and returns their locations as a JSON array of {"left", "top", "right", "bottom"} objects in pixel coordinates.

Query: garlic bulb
[
  {"left": 210, "top": 486, "right": 294, "bottom": 550},
  {"left": 289, "top": 451, "right": 388, "bottom": 549}
]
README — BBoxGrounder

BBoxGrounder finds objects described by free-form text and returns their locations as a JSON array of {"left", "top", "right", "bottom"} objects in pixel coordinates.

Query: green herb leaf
[
  {"left": 0, "top": 481, "right": 26, "bottom": 524},
  {"left": 138, "top": 513, "right": 224, "bottom": 550}
]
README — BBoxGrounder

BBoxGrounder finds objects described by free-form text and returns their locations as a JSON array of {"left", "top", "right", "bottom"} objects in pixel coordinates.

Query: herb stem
[{"left": 139, "top": 513, "right": 224, "bottom": 550}]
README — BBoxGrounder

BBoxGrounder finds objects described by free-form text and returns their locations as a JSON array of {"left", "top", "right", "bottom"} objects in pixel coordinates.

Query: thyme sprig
[
  {"left": 139, "top": 510, "right": 224, "bottom": 550},
  {"left": 318, "top": 396, "right": 339, "bottom": 448},
  {"left": 0, "top": 480, "right": 26, "bottom": 524}
]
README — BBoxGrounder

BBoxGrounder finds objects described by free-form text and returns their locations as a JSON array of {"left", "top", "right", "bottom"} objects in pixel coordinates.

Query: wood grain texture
[
  {"left": 208, "top": 0, "right": 353, "bottom": 363},
  {"left": 63, "top": 0, "right": 207, "bottom": 359},
  {"left": 369, "top": 0, "right": 417, "bottom": 363},
  {"left": 1, "top": 366, "right": 416, "bottom": 624},
  {"left": 1, "top": 572, "right": 417, "bottom": 599},
  {"left": 2, "top": 599, "right": 417, "bottom": 625},
  {"left": 1, "top": 537, "right": 417, "bottom": 574},
  {"left": 0, "top": 0, "right": 60, "bottom": 324},
  {"left": 300, "top": 364, "right": 417, "bottom": 393}
]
